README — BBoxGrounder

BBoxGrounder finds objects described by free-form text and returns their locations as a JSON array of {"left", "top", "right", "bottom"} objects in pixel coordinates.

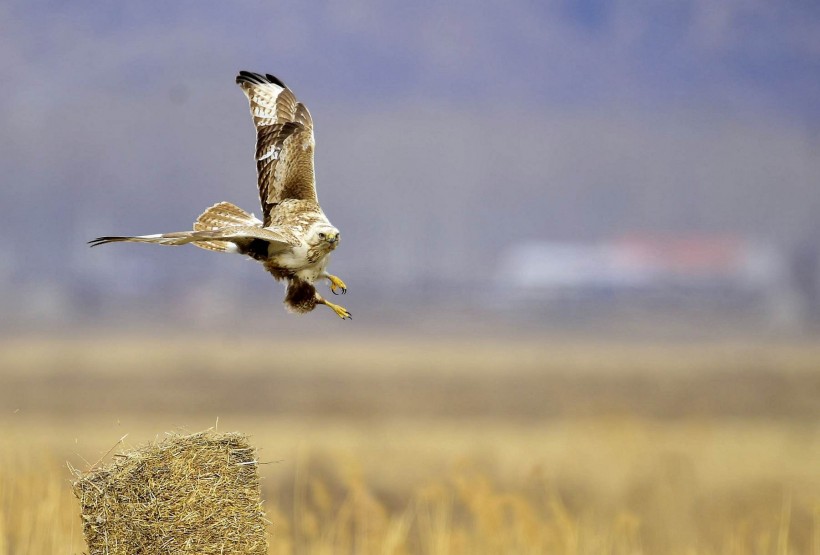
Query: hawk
[{"left": 90, "top": 71, "right": 350, "bottom": 319}]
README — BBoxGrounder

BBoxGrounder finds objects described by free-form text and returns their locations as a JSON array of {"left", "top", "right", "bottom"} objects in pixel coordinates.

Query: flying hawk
[{"left": 90, "top": 71, "right": 350, "bottom": 319}]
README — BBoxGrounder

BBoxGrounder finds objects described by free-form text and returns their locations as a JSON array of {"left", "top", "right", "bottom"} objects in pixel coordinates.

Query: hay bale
[{"left": 72, "top": 430, "right": 268, "bottom": 555}]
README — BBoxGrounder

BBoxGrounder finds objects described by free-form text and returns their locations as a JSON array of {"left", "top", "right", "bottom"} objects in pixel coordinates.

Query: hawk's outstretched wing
[
  {"left": 236, "top": 71, "right": 316, "bottom": 226},
  {"left": 88, "top": 226, "right": 299, "bottom": 249}
]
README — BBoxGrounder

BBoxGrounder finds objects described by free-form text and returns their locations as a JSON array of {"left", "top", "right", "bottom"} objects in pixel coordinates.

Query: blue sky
[
  {"left": 1, "top": 0, "right": 819, "bottom": 296},
  {"left": 6, "top": 0, "right": 820, "bottom": 118}
]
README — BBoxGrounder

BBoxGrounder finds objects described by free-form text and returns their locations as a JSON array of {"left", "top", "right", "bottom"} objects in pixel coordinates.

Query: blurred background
[
  {"left": 1, "top": 1, "right": 819, "bottom": 553},
  {"left": 0, "top": 0, "right": 818, "bottom": 335}
]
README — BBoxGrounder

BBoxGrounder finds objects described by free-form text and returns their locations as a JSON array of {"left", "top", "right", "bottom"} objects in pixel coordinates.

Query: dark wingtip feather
[
  {"left": 88, "top": 236, "right": 123, "bottom": 247},
  {"left": 264, "top": 73, "right": 286, "bottom": 88},
  {"left": 235, "top": 70, "right": 255, "bottom": 84},
  {"left": 236, "top": 70, "right": 287, "bottom": 89},
  {"left": 88, "top": 237, "right": 108, "bottom": 247}
]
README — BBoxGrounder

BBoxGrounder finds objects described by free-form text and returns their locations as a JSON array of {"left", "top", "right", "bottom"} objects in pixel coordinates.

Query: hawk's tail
[{"left": 192, "top": 202, "right": 262, "bottom": 252}]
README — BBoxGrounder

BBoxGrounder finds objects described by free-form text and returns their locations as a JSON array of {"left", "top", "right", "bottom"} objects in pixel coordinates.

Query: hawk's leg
[
  {"left": 323, "top": 273, "right": 347, "bottom": 295},
  {"left": 316, "top": 294, "right": 351, "bottom": 320}
]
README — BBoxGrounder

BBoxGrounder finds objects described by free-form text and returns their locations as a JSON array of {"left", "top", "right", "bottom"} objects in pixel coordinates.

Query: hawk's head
[{"left": 308, "top": 224, "right": 341, "bottom": 252}]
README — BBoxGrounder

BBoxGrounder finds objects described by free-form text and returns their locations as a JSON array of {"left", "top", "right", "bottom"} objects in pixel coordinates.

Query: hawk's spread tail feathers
[{"left": 193, "top": 202, "right": 261, "bottom": 253}]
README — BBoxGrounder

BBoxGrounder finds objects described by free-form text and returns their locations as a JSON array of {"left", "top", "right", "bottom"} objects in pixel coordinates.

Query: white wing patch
[{"left": 258, "top": 146, "right": 281, "bottom": 162}]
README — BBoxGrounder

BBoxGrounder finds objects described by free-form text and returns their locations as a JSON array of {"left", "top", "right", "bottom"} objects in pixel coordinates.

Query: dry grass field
[{"left": 1, "top": 334, "right": 819, "bottom": 554}]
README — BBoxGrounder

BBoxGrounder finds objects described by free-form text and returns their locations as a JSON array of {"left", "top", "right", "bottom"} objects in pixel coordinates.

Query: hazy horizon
[{"left": 2, "top": 1, "right": 819, "bottom": 328}]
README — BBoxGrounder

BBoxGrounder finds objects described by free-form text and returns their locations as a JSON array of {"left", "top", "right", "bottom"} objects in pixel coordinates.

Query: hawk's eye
[{"left": 319, "top": 232, "right": 326, "bottom": 240}]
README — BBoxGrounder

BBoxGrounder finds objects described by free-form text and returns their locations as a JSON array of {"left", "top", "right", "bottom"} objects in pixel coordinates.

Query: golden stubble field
[{"left": 1, "top": 334, "right": 819, "bottom": 554}]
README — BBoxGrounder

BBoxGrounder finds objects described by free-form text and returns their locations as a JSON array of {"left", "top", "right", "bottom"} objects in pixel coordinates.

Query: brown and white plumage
[
  {"left": 236, "top": 71, "right": 317, "bottom": 220},
  {"left": 90, "top": 71, "right": 350, "bottom": 319}
]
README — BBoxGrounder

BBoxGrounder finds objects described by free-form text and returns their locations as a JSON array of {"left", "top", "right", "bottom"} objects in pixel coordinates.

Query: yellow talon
[
  {"left": 323, "top": 299, "right": 351, "bottom": 320},
  {"left": 327, "top": 274, "right": 347, "bottom": 295}
]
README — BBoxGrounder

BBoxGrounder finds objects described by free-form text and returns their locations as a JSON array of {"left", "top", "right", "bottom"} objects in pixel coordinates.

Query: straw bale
[{"left": 72, "top": 430, "right": 268, "bottom": 555}]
